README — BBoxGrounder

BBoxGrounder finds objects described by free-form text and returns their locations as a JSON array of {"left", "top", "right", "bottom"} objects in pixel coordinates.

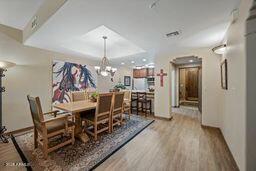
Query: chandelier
[{"left": 94, "top": 36, "right": 117, "bottom": 77}]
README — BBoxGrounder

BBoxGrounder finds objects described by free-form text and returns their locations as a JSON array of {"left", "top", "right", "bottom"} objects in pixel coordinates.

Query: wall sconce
[
  {"left": 212, "top": 44, "right": 227, "bottom": 55},
  {"left": 0, "top": 60, "right": 16, "bottom": 143}
]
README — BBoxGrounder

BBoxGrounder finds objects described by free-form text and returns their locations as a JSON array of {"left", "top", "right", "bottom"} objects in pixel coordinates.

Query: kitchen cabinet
[
  {"left": 133, "top": 68, "right": 147, "bottom": 78},
  {"left": 133, "top": 68, "right": 155, "bottom": 78}
]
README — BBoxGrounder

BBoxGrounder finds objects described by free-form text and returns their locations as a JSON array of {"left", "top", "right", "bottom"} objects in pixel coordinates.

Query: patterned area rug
[{"left": 12, "top": 115, "right": 154, "bottom": 171}]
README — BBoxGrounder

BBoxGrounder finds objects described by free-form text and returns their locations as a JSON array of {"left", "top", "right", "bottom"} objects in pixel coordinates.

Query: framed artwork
[
  {"left": 124, "top": 76, "right": 131, "bottom": 86},
  {"left": 52, "top": 60, "right": 97, "bottom": 105},
  {"left": 221, "top": 59, "right": 228, "bottom": 90}
]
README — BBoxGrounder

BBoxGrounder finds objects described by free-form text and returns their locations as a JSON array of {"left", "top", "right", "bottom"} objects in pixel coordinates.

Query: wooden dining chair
[
  {"left": 82, "top": 93, "right": 113, "bottom": 140},
  {"left": 70, "top": 90, "right": 86, "bottom": 102},
  {"left": 27, "top": 95, "right": 75, "bottom": 159},
  {"left": 122, "top": 90, "right": 131, "bottom": 119},
  {"left": 112, "top": 92, "right": 125, "bottom": 131}
]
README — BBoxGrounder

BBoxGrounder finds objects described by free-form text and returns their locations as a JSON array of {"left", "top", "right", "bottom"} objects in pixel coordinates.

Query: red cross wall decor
[{"left": 156, "top": 69, "right": 167, "bottom": 87}]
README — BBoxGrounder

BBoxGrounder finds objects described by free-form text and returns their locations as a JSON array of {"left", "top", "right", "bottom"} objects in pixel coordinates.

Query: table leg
[{"left": 74, "top": 113, "right": 89, "bottom": 143}]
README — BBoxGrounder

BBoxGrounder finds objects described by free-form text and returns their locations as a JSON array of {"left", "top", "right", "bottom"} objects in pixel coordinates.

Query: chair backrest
[
  {"left": 71, "top": 91, "right": 86, "bottom": 102},
  {"left": 27, "top": 95, "right": 44, "bottom": 130},
  {"left": 138, "top": 92, "right": 146, "bottom": 100},
  {"left": 123, "top": 90, "right": 131, "bottom": 101},
  {"left": 112, "top": 92, "right": 125, "bottom": 116},
  {"left": 131, "top": 92, "right": 138, "bottom": 100},
  {"left": 95, "top": 93, "right": 113, "bottom": 121}
]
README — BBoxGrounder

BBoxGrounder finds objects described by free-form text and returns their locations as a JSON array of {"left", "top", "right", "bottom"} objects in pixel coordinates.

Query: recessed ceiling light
[
  {"left": 142, "top": 58, "right": 147, "bottom": 62},
  {"left": 135, "top": 66, "right": 142, "bottom": 69},
  {"left": 189, "top": 60, "right": 194, "bottom": 63},
  {"left": 131, "top": 61, "right": 135, "bottom": 64},
  {"left": 121, "top": 62, "right": 125, "bottom": 65},
  {"left": 148, "top": 65, "right": 155, "bottom": 68}
]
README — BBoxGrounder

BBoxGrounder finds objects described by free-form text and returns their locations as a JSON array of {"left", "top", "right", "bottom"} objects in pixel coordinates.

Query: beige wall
[
  {"left": 154, "top": 48, "right": 221, "bottom": 127},
  {"left": 219, "top": 0, "right": 252, "bottom": 170},
  {"left": 246, "top": 1, "right": 256, "bottom": 170},
  {"left": 97, "top": 66, "right": 132, "bottom": 93},
  {"left": 0, "top": 31, "right": 129, "bottom": 132}
]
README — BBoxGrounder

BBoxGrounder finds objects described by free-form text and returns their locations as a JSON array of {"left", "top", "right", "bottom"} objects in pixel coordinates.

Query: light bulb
[
  {"left": 94, "top": 66, "right": 100, "bottom": 70},
  {"left": 106, "top": 66, "right": 112, "bottom": 71},
  {"left": 101, "top": 71, "right": 108, "bottom": 76}
]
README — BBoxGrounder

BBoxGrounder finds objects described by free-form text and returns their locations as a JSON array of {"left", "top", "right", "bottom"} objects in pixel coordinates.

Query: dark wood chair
[
  {"left": 27, "top": 95, "right": 75, "bottom": 159},
  {"left": 137, "top": 92, "right": 152, "bottom": 117},
  {"left": 82, "top": 93, "right": 113, "bottom": 140},
  {"left": 111, "top": 92, "right": 125, "bottom": 131},
  {"left": 131, "top": 92, "right": 138, "bottom": 114}
]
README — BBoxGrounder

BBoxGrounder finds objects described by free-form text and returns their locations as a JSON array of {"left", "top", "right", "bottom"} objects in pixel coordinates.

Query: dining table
[{"left": 54, "top": 100, "right": 97, "bottom": 143}]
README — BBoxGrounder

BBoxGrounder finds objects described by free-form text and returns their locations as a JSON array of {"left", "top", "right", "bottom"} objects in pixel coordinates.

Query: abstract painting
[{"left": 52, "top": 60, "right": 97, "bottom": 104}]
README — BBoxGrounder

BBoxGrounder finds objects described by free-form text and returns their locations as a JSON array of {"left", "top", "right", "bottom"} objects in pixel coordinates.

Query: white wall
[
  {"left": 154, "top": 49, "right": 221, "bottom": 127},
  {"left": 219, "top": 0, "right": 252, "bottom": 170},
  {"left": 154, "top": 55, "right": 172, "bottom": 118},
  {"left": 97, "top": 66, "right": 132, "bottom": 92}
]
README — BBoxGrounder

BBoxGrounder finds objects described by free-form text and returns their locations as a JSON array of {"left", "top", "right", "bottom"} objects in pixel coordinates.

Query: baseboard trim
[
  {"left": 201, "top": 125, "right": 240, "bottom": 170},
  {"left": 4, "top": 126, "right": 34, "bottom": 136},
  {"left": 201, "top": 124, "right": 219, "bottom": 129},
  {"left": 154, "top": 115, "right": 173, "bottom": 121},
  {"left": 218, "top": 129, "right": 240, "bottom": 171}
]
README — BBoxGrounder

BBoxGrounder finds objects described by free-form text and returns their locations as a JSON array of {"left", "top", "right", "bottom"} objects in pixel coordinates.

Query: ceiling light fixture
[
  {"left": 121, "top": 62, "right": 125, "bottom": 65},
  {"left": 142, "top": 58, "right": 147, "bottom": 62},
  {"left": 212, "top": 44, "right": 227, "bottom": 55},
  {"left": 94, "top": 36, "right": 117, "bottom": 77},
  {"left": 131, "top": 61, "right": 135, "bottom": 64}
]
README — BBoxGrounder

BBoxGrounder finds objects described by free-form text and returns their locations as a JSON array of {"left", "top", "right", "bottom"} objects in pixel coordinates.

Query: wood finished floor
[
  {"left": 0, "top": 114, "right": 238, "bottom": 171},
  {"left": 96, "top": 114, "right": 238, "bottom": 171}
]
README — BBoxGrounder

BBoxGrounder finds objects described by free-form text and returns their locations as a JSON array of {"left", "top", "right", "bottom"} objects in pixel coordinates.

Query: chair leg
[
  {"left": 112, "top": 118, "right": 114, "bottom": 133},
  {"left": 136, "top": 101, "right": 139, "bottom": 115},
  {"left": 43, "top": 138, "right": 48, "bottom": 159},
  {"left": 120, "top": 114, "right": 123, "bottom": 125},
  {"left": 150, "top": 101, "right": 152, "bottom": 115},
  {"left": 129, "top": 108, "right": 131, "bottom": 120},
  {"left": 94, "top": 123, "right": 98, "bottom": 141},
  {"left": 34, "top": 128, "right": 38, "bottom": 149},
  {"left": 108, "top": 121, "right": 111, "bottom": 134},
  {"left": 71, "top": 126, "right": 75, "bottom": 145}
]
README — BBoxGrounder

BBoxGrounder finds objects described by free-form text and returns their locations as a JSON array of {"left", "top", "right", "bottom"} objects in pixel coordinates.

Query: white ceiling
[
  {"left": 0, "top": 0, "right": 44, "bottom": 29},
  {"left": 62, "top": 25, "right": 146, "bottom": 59},
  {"left": 2, "top": 0, "right": 240, "bottom": 66}
]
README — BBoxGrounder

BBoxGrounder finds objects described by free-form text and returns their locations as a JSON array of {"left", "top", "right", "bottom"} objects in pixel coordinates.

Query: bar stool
[
  {"left": 137, "top": 92, "right": 152, "bottom": 117},
  {"left": 131, "top": 92, "right": 138, "bottom": 114}
]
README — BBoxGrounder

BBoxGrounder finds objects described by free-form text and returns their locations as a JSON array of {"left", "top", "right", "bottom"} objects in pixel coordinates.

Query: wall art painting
[{"left": 52, "top": 60, "right": 97, "bottom": 104}]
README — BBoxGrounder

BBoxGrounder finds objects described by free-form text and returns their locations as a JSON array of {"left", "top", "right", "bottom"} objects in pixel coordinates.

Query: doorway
[
  {"left": 179, "top": 67, "right": 199, "bottom": 107},
  {"left": 171, "top": 56, "right": 202, "bottom": 122}
]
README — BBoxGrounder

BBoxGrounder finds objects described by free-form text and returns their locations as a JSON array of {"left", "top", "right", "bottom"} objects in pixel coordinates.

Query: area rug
[{"left": 12, "top": 115, "right": 154, "bottom": 171}]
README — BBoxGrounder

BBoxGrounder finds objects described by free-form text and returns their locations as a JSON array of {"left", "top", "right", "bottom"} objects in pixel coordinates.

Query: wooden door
[
  {"left": 185, "top": 68, "right": 198, "bottom": 101},
  {"left": 198, "top": 67, "right": 202, "bottom": 112}
]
